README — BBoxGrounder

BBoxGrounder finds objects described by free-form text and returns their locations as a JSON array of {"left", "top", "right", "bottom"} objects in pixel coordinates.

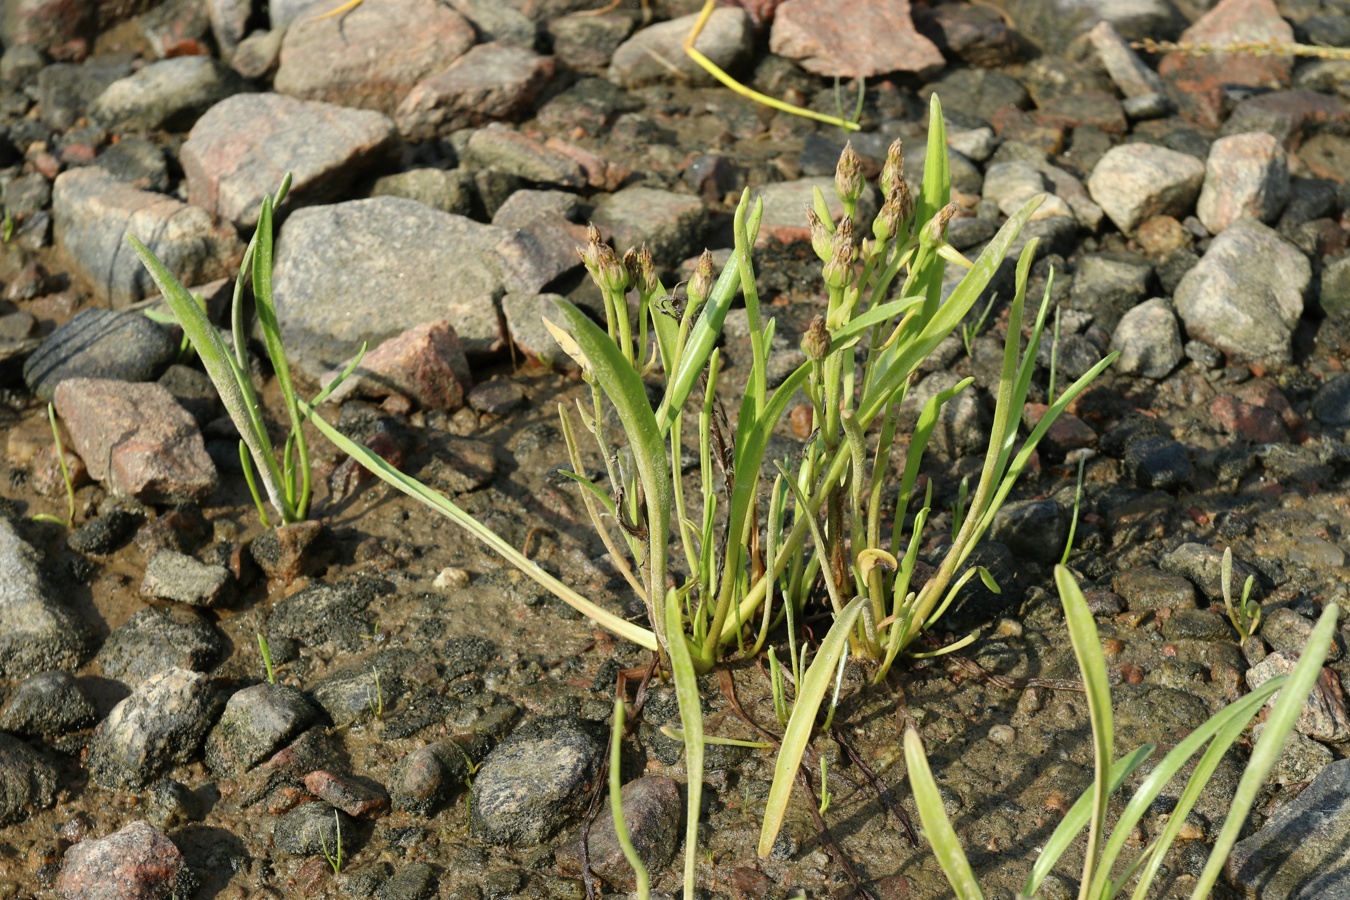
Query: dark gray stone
[
  {"left": 205, "top": 683, "right": 318, "bottom": 776},
  {"left": 141, "top": 549, "right": 231, "bottom": 607},
  {"left": 0, "top": 671, "right": 97, "bottom": 736},
  {"left": 1161, "top": 609, "right": 1232, "bottom": 643},
  {"left": 273, "top": 801, "right": 352, "bottom": 856},
  {"left": 558, "top": 776, "right": 682, "bottom": 890},
  {"left": 1123, "top": 435, "right": 1192, "bottom": 491},
  {"left": 607, "top": 8, "right": 752, "bottom": 88},
  {"left": 37, "top": 57, "right": 135, "bottom": 130},
  {"left": 1160, "top": 542, "right": 1259, "bottom": 601},
  {"left": 591, "top": 185, "right": 706, "bottom": 266},
  {"left": 67, "top": 506, "right": 144, "bottom": 556},
  {"left": 990, "top": 499, "right": 1068, "bottom": 565},
  {"left": 920, "top": 67, "right": 1029, "bottom": 124},
  {"left": 97, "top": 606, "right": 225, "bottom": 686},
  {"left": 377, "top": 863, "right": 439, "bottom": 900},
  {"left": 266, "top": 579, "right": 384, "bottom": 652},
  {"left": 310, "top": 657, "right": 401, "bottom": 725},
  {"left": 0, "top": 734, "right": 58, "bottom": 825},
  {"left": 995, "top": 0, "right": 1185, "bottom": 55},
  {"left": 461, "top": 126, "right": 586, "bottom": 189},
  {"left": 95, "top": 137, "right": 170, "bottom": 192},
  {"left": 392, "top": 734, "right": 493, "bottom": 815},
  {"left": 1111, "top": 566, "right": 1197, "bottom": 611},
  {"left": 371, "top": 168, "right": 477, "bottom": 217},
  {"left": 1068, "top": 252, "right": 1154, "bottom": 334},
  {"left": 23, "top": 308, "right": 179, "bottom": 402},
  {"left": 91, "top": 56, "right": 246, "bottom": 132},
  {"left": 2, "top": 172, "right": 50, "bottom": 217},
  {"left": 1112, "top": 684, "right": 1210, "bottom": 749},
  {"left": 1311, "top": 375, "right": 1350, "bottom": 428},
  {"left": 159, "top": 364, "right": 219, "bottom": 426},
  {"left": 471, "top": 716, "right": 604, "bottom": 845},
  {"left": 0, "top": 518, "right": 94, "bottom": 678},
  {"left": 1262, "top": 607, "right": 1340, "bottom": 661},
  {"left": 88, "top": 667, "right": 221, "bottom": 790}
]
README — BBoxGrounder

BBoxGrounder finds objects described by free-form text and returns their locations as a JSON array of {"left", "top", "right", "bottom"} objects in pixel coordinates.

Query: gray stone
[
  {"left": 310, "top": 658, "right": 400, "bottom": 725},
  {"left": 88, "top": 667, "right": 221, "bottom": 790},
  {"left": 23, "top": 308, "right": 178, "bottom": 402},
  {"left": 982, "top": 161, "right": 1052, "bottom": 218},
  {"left": 37, "top": 57, "right": 135, "bottom": 130},
  {"left": 268, "top": 0, "right": 322, "bottom": 29},
  {"left": 274, "top": 801, "right": 352, "bottom": 855},
  {"left": 591, "top": 186, "right": 706, "bottom": 266},
  {"left": 371, "top": 168, "right": 476, "bottom": 217},
  {"left": 392, "top": 734, "right": 493, "bottom": 814},
  {"left": 1173, "top": 220, "right": 1310, "bottom": 365},
  {"left": 265, "top": 579, "right": 383, "bottom": 653},
  {"left": 995, "top": 0, "right": 1186, "bottom": 55},
  {"left": 0, "top": 670, "right": 96, "bottom": 737},
  {"left": 395, "top": 41, "right": 555, "bottom": 140},
  {"left": 231, "top": 28, "right": 285, "bottom": 80},
  {"left": 1228, "top": 758, "right": 1350, "bottom": 897},
  {"left": 503, "top": 293, "right": 578, "bottom": 370},
  {"left": 183, "top": 92, "right": 398, "bottom": 229},
  {"left": 1160, "top": 608, "right": 1232, "bottom": 643},
  {"left": 752, "top": 177, "right": 879, "bottom": 247},
  {"left": 1247, "top": 653, "right": 1350, "bottom": 743},
  {"left": 90, "top": 56, "right": 246, "bottom": 133},
  {"left": 208, "top": 0, "right": 251, "bottom": 54},
  {"left": 921, "top": 67, "right": 1029, "bottom": 124},
  {"left": 1318, "top": 253, "right": 1350, "bottom": 314},
  {"left": 0, "top": 518, "right": 94, "bottom": 678},
  {"left": 1160, "top": 542, "right": 1259, "bottom": 601},
  {"left": 462, "top": 126, "right": 586, "bottom": 189},
  {"left": 52, "top": 167, "right": 239, "bottom": 310},
  {"left": 97, "top": 606, "right": 224, "bottom": 686},
  {"left": 1113, "top": 684, "right": 1210, "bottom": 749},
  {"left": 2, "top": 173, "right": 50, "bottom": 217},
  {"left": 1262, "top": 607, "right": 1340, "bottom": 661},
  {"left": 205, "top": 683, "right": 318, "bottom": 776},
  {"left": 447, "top": 0, "right": 537, "bottom": 46},
  {"left": 990, "top": 499, "right": 1068, "bottom": 565},
  {"left": 0, "top": 733, "right": 58, "bottom": 826},
  {"left": 547, "top": 11, "right": 634, "bottom": 71},
  {"left": 1112, "top": 297, "right": 1183, "bottom": 379},
  {"left": 1086, "top": 20, "right": 1166, "bottom": 99},
  {"left": 1068, "top": 252, "right": 1155, "bottom": 333},
  {"left": 558, "top": 776, "right": 682, "bottom": 890},
  {"left": 95, "top": 137, "right": 169, "bottom": 192},
  {"left": 472, "top": 716, "right": 603, "bottom": 845},
  {"left": 272, "top": 198, "right": 519, "bottom": 373},
  {"left": 1197, "top": 132, "right": 1290, "bottom": 234},
  {"left": 141, "top": 549, "right": 232, "bottom": 607},
  {"left": 1122, "top": 92, "right": 1174, "bottom": 120},
  {"left": 1111, "top": 566, "right": 1197, "bottom": 611},
  {"left": 1258, "top": 725, "right": 1334, "bottom": 786},
  {"left": 1311, "top": 375, "right": 1350, "bottom": 427},
  {"left": 608, "top": 9, "right": 752, "bottom": 89},
  {"left": 1088, "top": 142, "right": 1206, "bottom": 234},
  {"left": 897, "top": 370, "right": 985, "bottom": 460}
]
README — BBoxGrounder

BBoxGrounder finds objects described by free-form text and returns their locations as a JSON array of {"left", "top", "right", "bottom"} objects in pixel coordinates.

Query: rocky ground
[{"left": 2, "top": 0, "right": 1350, "bottom": 897}]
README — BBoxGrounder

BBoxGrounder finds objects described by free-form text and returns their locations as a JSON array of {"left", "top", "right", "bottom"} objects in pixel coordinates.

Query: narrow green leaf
[
  {"left": 665, "top": 588, "right": 703, "bottom": 900},
  {"left": 610, "top": 699, "right": 650, "bottom": 900},
  {"left": 904, "top": 727, "right": 984, "bottom": 900},
  {"left": 758, "top": 596, "right": 864, "bottom": 857}
]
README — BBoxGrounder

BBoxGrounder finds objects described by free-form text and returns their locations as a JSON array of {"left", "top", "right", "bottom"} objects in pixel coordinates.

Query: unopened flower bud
[
  {"left": 635, "top": 245, "right": 658, "bottom": 296},
  {"left": 822, "top": 241, "right": 857, "bottom": 290},
  {"left": 830, "top": 216, "right": 856, "bottom": 260},
  {"left": 580, "top": 226, "right": 628, "bottom": 296},
  {"left": 806, "top": 206, "right": 831, "bottom": 261},
  {"left": 873, "top": 192, "right": 905, "bottom": 244},
  {"left": 835, "top": 142, "right": 864, "bottom": 206},
  {"left": 921, "top": 202, "right": 959, "bottom": 247},
  {"left": 880, "top": 139, "right": 905, "bottom": 201},
  {"left": 688, "top": 250, "right": 715, "bottom": 311},
  {"left": 801, "top": 315, "right": 831, "bottom": 361}
]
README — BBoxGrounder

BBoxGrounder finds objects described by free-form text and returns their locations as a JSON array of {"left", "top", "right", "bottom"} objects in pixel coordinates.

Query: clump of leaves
[{"left": 1222, "top": 546, "right": 1261, "bottom": 641}]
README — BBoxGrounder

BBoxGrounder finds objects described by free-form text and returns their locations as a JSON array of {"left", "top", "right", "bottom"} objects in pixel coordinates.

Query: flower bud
[
  {"left": 830, "top": 216, "right": 856, "bottom": 260},
  {"left": 920, "top": 202, "right": 959, "bottom": 247},
  {"left": 822, "top": 240, "right": 857, "bottom": 290},
  {"left": 635, "top": 245, "right": 658, "bottom": 296},
  {"left": 873, "top": 192, "right": 905, "bottom": 244},
  {"left": 880, "top": 139, "right": 905, "bottom": 201},
  {"left": 835, "top": 142, "right": 864, "bottom": 206},
  {"left": 806, "top": 206, "right": 831, "bottom": 261},
  {"left": 580, "top": 225, "right": 628, "bottom": 296},
  {"left": 688, "top": 249, "right": 715, "bottom": 311},
  {"left": 801, "top": 315, "right": 831, "bottom": 361}
]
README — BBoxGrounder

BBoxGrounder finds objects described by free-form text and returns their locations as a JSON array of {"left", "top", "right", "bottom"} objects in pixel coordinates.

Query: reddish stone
[
  {"left": 1234, "top": 379, "right": 1300, "bottom": 429},
  {"left": 337, "top": 320, "right": 472, "bottom": 412},
  {"left": 770, "top": 0, "right": 944, "bottom": 78},
  {"left": 328, "top": 430, "right": 405, "bottom": 504},
  {"left": 304, "top": 770, "right": 389, "bottom": 819},
  {"left": 251, "top": 520, "right": 323, "bottom": 584},
  {"left": 52, "top": 379, "right": 216, "bottom": 504},
  {"left": 55, "top": 821, "right": 192, "bottom": 900},
  {"left": 1, "top": 0, "right": 93, "bottom": 53},
  {"left": 32, "top": 152, "right": 62, "bottom": 180},
  {"left": 1158, "top": 0, "right": 1293, "bottom": 128},
  {"left": 1210, "top": 394, "right": 1288, "bottom": 443},
  {"left": 1226, "top": 90, "right": 1350, "bottom": 150},
  {"left": 545, "top": 138, "right": 631, "bottom": 192},
  {"left": 395, "top": 41, "right": 555, "bottom": 140},
  {"left": 1023, "top": 403, "right": 1097, "bottom": 455}
]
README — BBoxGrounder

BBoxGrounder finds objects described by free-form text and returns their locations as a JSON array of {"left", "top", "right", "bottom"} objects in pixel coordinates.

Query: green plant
[
  {"left": 257, "top": 633, "right": 276, "bottom": 684},
  {"left": 1, "top": 207, "right": 13, "bottom": 243},
  {"left": 319, "top": 809, "right": 343, "bottom": 874},
  {"left": 905, "top": 565, "right": 1340, "bottom": 900},
  {"left": 610, "top": 698, "right": 650, "bottom": 900},
  {"left": 817, "top": 758, "right": 832, "bottom": 815},
  {"left": 32, "top": 403, "right": 76, "bottom": 529},
  {"left": 1222, "top": 547, "right": 1261, "bottom": 641},
  {"left": 367, "top": 667, "right": 384, "bottom": 719},
  {"left": 127, "top": 174, "right": 364, "bottom": 527},
  {"left": 1060, "top": 455, "right": 1087, "bottom": 566},
  {"left": 298, "top": 95, "right": 1115, "bottom": 894},
  {"left": 961, "top": 292, "right": 998, "bottom": 356},
  {"left": 143, "top": 291, "right": 208, "bottom": 364}
]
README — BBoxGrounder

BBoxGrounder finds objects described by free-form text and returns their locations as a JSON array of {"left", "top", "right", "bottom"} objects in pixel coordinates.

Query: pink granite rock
[
  {"left": 56, "top": 820, "right": 192, "bottom": 900},
  {"left": 396, "top": 41, "right": 555, "bottom": 140},
  {"left": 770, "top": 0, "right": 944, "bottom": 78}
]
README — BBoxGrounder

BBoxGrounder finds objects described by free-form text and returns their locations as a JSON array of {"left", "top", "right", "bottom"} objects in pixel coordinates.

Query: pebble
[
  {"left": 1161, "top": 608, "right": 1233, "bottom": 643},
  {"left": 141, "top": 548, "right": 232, "bottom": 606},
  {"left": 0, "top": 732, "right": 58, "bottom": 825},
  {"left": 95, "top": 136, "right": 169, "bottom": 191},
  {"left": 272, "top": 197, "right": 514, "bottom": 373},
  {"left": 52, "top": 167, "right": 239, "bottom": 309},
  {"left": 231, "top": 28, "right": 284, "bottom": 79},
  {"left": 1196, "top": 132, "right": 1290, "bottom": 234},
  {"left": 371, "top": 168, "right": 477, "bottom": 217},
  {"left": 547, "top": 12, "right": 634, "bottom": 72},
  {"left": 204, "top": 682, "right": 317, "bottom": 777},
  {"left": 471, "top": 716, "right": 604, "bottom": 845},
  {"left": 555, "top": 776, "right": 682, "bottom": 890},
  {"left": 1246, "top": 653, "right": 1350, "bottom": 743},
  {"left": 310, "top": 654, "right": 402, "bottom": 724},
  {"left": 467, "top": 380, "right": 524, "bottom": 416},
  {"left": 328, "top": 320, "right": 473, "bottom": 412},
  {"left": 183, "top": 92, "right": 398, "bottom": 229},
  {"left": 392, "top": 734, "right": 493, "bottom": 815},
  {"left": 97, "top": 605, "right": 224, "bottom": 686},
  {"left": 1113, "top": 684, "right": 1210, "bottom": 748},
  {"left": 266, "top": 578, "right": 387, "bottom": 652},
  {"left": 1111, "top": 297, "right": 1183, "bottom": 380},
  {"left": 1085, "top": 21, "right": 1165, "bottom": 99},
  {"left": 88, "top": 667, "right": 221, "bottom": 790},
  {"left": 897, "top": 370, "right": 986, "bottom": 460},
  {"left": 770, "top": 0, "right": 943, "bottom": 78},
  {"left": 592, "top": 185, "right": 706, "bottom": 266},
  {"left": 55, "top": 820, "right": 195, "bottom": 900},
  {"left": 1067, "top": 252, "right": 1154, "bottom": 334},
  {"left": 1111, "top": 566, "right": 1197, "bottom": 611},
  {"left": 1172, "top": 220, "right": 1310, "bottom": 366},
  {"left": 1122, "top": 434, "right": 1192, "bottom": 491},
  {"left": 1262, "top": 607, "right": 1341, "bottom": 661},
  {"left": 753, "top": 177, "right": 878, "bottom": 247},
  {"left": 304, "top": 770, "right": 389, "bottom": 818},
  {"left": 53, "top": 378, "right": 218, "bottom": 504},
  {"left": 90, "top": 56, "right": 245, "bottom": 133},
  {"left": 1258, "top": 725, "right": 1333, "bottom": 786},
  {"left": 37, "top": 58, "right": 135, "bottom": 130},
  {"left": 1159, "top": 542, "right": 1259, "bottom": 601},
  {"left": 0, "top": 670, "right": 96, "bottom": 737},
  {"left": 462, "top": 126, "right": 586, "bottom": 189},
  {"left": 67, "top": 506, "right": 145, "bottom": 556},
  {"left": 1310, "top": 374, "right": 1350, "bottom": 428},
  {"left": 273, "top": 801, "right": 353, "bottom": 856},
  {"left": 396, "top": 41, "right": 555, "bottom": 140},
  {"left": 502, "top": 293, "right": 576, "bottom": 371},
  {"left": 208, "top": 0, "right": 250, "bottom": 54},
  {"left": 0, "top": 517, "right": 94, "bottom": 678},
  {"left": 995, "top": 0, "right": 1185, "bottom": 56},
  {"left": 990, "top": 499, "right": 1068, "bottom": 565},
  {"left": 608, "top": 9, "right": 753, "bottom": 88},
  {"left": 924, "top": 68, "right": 1030, "bottom": 124},
  {"left": 1087, "top": 142, "right": 1206, "bottom": 235},
  {"left": 274, "top": 0, "right": 475, "bottom": 114},
  {"left": 22, "top": 307, "right": 177, "bottom": 402},
  {"left": 1228, "top": 758, "right": 1350, "bottom": 897}
]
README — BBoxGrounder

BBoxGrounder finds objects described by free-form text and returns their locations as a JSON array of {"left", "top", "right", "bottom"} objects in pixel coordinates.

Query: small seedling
[
  {"left": 818, "top": 758, "right": 833, "bottom": 815},
  {"left": 950, "top": 475, "right": 970, "bottom": 542},
  {"left": 1047, "top": 304, "right": 1063, "bottom": 404},
  {"left": 366, "top": 668, "right": 384, "bottom": 719},
  {"left": 1222, "top": 547, "right": 1261, "bottom": 641},
  {"left": 611, "top": 698, "right": 651, "bottom": 900},
  {"left": 257, "top": 633, "right": 276, "bottom": 685},
  {"left": 318, "top": 810, "right": 343, "bottom": 874},
  {"left": 1060, "top": 454, "right": 1087, "bottom": 566},
  {"left": 768, "top": 646, "right": 790, "bottom": 728},
  {"left": 1, "top": 208, "right": 13, "bottom": 243},
  {"left": 961, "top": 292, "right": 998, "bottom": 357},
  {"left": 31, "top": 403, "right": 76, "bottom": 529}
]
